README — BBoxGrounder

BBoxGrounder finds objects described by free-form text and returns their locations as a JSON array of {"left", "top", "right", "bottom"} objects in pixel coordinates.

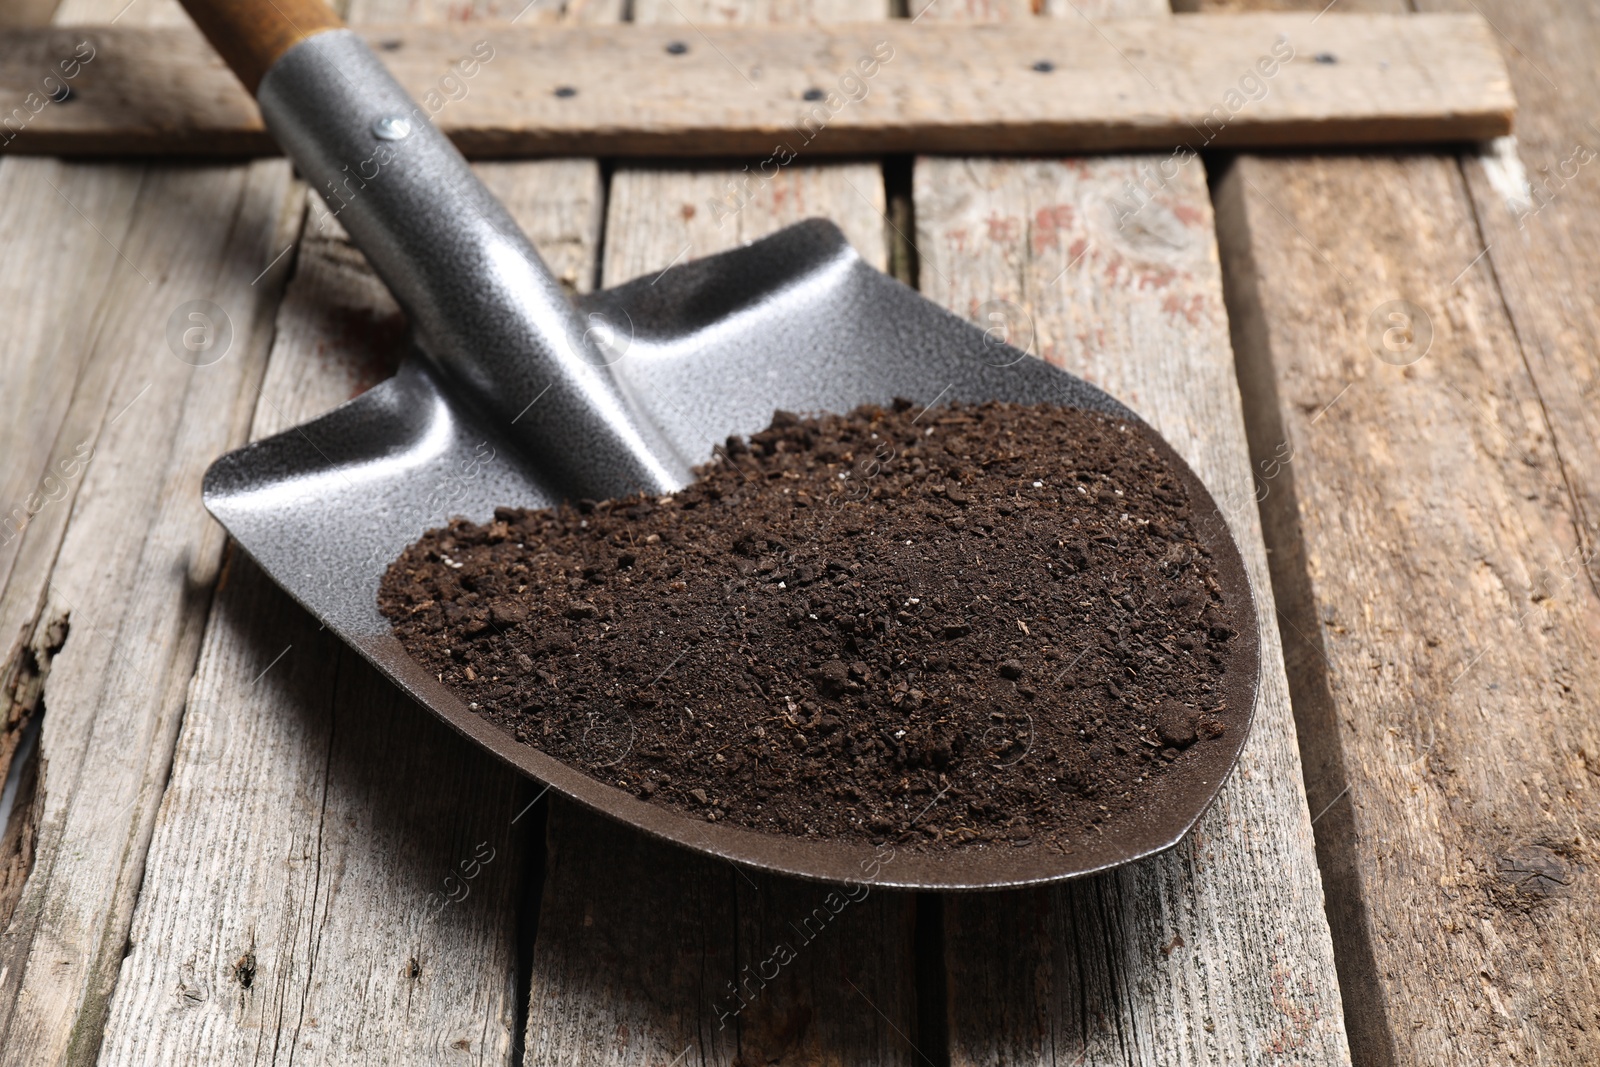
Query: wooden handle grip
[{"left": 179, "top": 0, "right": 344, "bottom": 94}]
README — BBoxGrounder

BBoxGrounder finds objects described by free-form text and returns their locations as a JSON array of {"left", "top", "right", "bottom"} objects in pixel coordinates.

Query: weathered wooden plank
[
  {"left": 0, "top": 5, "right": 303, "bottom": 1062},
  {"left": 0, "top": 0, "right": 62, "bottom": 28},
  {"left": 90, "top": 189, "right": 516, "bottom": 1065},
  {"left": 531, "top": 802, "right": 918, "bottom": 1067},
  {"left": 1215, "top": 151, "right": 1600, "bottom": 1067},
  {"left": 0, "top": 14, "right": 1515, "bottom": 157},
  {"left": 94, "top": 558, "right": 535, "bottom": 1064},
  {"left": 913, "top": 1, "right": 1350, "bottom": 1063},
  {"left": 603, "top": 1, "right": 888, "bottom": 274},
  {"left": 50, "top": 0, "right": 186, "bottom": 20},
  {"left": 0, "top": 165, "right": 299, "bottom": 1066},
  {"left": 526, "top": 4, "right": 920, "bottom": 1066},
  {"left": 0, "top": 158, "right": 139, "bottom": 787},
  {"left": 1435, "top": 0, "right": 1600, "bottom": 623},
  {"left": 0, "top": 0, "right": 187, "bottom": 826},
  {"left": 0, "top": 0, "right": 196, "bottom": 980},
  {"left": 1201, "top": 0, "right": 1600, "bottom": 1062},
  {"left": 91, "top": 1, "right": 620, "bottom": 1062},
  {"left": 599, "top": 159, "right": 888, "bottom": 283}
]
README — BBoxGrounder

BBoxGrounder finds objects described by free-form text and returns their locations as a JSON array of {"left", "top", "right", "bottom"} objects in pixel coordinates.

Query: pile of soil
[{"left": 379, "top": 401, "right": 1239, "bottom": 852}]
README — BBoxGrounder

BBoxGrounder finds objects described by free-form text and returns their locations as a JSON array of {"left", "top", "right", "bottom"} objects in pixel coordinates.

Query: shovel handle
[
  {"left": 175, "top": 0, "right": 686, "bottom": 499},
  {"left": 179, "top": 0, "right": 343, "bottom": 93}
]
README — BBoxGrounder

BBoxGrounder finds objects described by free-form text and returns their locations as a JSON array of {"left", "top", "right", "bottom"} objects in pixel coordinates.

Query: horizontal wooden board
[{"left": 0, "top": 14, "right": 1512, "bottom": 158}]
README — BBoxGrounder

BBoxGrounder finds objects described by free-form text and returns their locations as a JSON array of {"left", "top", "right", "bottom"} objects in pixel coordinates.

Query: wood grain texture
[
  {"left": 0, "top": 0, "right": 62, "bottom": 28},
  {"left": 0, "top": 0, "right": 196, "bottom": 862},
  {"left": 90, "top": 0, "right": 618, "bottom": 1057},
  {"left": 349, "top": 0, "right": 621, "bottom": 26},
  {"left": 89, "top": 182, "right": 537, "bottom": 1064},
  {"left": 599, "top": 160, "right": 888, "bottom": 283},
  {"left": 0, "top": 4, "right": 303, "bottom": 1058},
  {"left": 1205, "top": 0, "right": 1600, "bottom": 1063},
  {"left": 0, "top": 156, "right": 299, "bottom": 1067},
  {"left": 604, "top": 0, "right": 891, "bottom": 281},
  {"left": 1432, "top": 0, "right": 1600, "bottom": 638},
  {"left": 530, "top": 803, "right": 918, "bottom": 1067},
  {"left": 0, "top": 15, "right": 1515, "bottom": 157},
  {"left": 524, "top": 5, "right": 918, "bottom": 1067},
  {"left": 914, "top": 1, "right": 1349, "bottom": 1064},
  {"left": 0, "top": 158, "right": 140, "bottom": 796},
  {"left": 95, "top": 554, "right": 534, "bottom": 1065},
  {"left": 1215, "top": 149, "right": 1600, "bottom": 1067},
  {"left": 0, "top": 0, "right": 187, "bottom": 968},
  {"left": 49, "top": 0, "right": 187, "bottom": 22}
]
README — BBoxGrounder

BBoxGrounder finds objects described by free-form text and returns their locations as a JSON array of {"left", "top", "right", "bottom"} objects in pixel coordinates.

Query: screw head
[
  {"left": 554, "top": 86, "right": 578, "bottom": 98},
  {"left": 371, "top": 115, "right": 412, "bottom": 141},
  {"left": 1032, "top": 60, "right": 1055, "bottom": 73},
  {"left": 802, "top": 87, "right": 826, "bottom": 101},
  {"left": 665, "top": 40, "right": 689, "bottom": 55}
]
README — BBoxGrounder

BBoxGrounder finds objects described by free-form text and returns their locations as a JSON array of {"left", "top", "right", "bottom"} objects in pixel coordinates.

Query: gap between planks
[
  {"left": 0, "top": 0, "right": 303, "bottom": 1056},
  {"left": 912, "top": 0, "right": 1349, "bottom": 1063},
  {"left": 4, "top": 1, "right": 1354, "bottom": 1066},
  {"left": 1202, "top": 0, "right": 1600, "bottom": 1062},
  {"left": 28, "top": 4, "right": 608, "bottom": 1067}
]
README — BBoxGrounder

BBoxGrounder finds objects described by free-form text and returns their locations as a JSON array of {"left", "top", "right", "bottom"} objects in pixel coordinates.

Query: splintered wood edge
[
  {"left": 84, "top": 6, "right": 613, "bottom": 1067},
  {"left": 0, "top": 14, "right": 1512, "bottom": 158}
]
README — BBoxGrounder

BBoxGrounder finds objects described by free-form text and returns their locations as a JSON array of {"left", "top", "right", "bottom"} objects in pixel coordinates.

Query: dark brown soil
[{"left": 379, "top": 401, "right": 1239, "bottom": 852}]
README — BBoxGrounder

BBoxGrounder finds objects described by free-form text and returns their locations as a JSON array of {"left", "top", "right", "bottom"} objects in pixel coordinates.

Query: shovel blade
[{"left": 204, "top": 219, "right": 1258, "bottom": 889}]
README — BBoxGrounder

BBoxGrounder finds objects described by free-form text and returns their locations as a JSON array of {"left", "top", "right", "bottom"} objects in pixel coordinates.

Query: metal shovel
[{"left": 185, "top": 0, "right": 1259, "bottom": 889}]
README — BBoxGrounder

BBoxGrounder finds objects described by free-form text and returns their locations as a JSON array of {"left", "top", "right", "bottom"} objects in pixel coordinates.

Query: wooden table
[{"left": 0, "top": 0, "right": 1593, "bottom": 1063}]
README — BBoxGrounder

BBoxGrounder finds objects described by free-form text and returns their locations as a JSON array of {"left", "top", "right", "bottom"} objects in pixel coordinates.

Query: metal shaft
[{"left": 258, "top": 29, "right": 688, "bottom": 499}]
